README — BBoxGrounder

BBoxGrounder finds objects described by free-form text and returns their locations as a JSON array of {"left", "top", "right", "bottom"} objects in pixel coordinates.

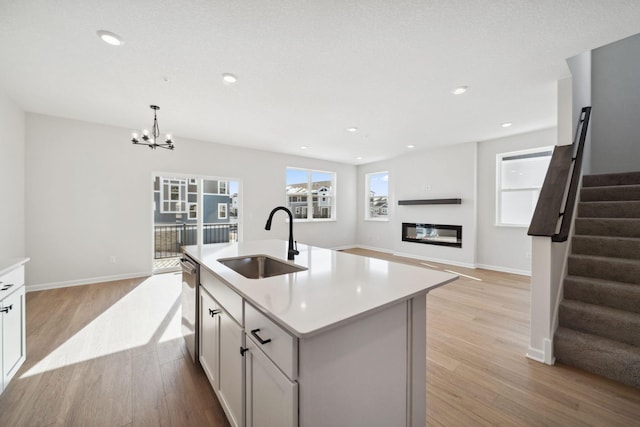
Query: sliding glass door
[{"left": 153, "top": 174, "right": 240, "bottom": 272}]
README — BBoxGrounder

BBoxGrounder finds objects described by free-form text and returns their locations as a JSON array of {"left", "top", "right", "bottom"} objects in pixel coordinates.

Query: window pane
[
  {"left": 367, "top": 172, "right": 389, "bottom": 219},
  {"left": 312, "top": 171, "right": 333, "bottom": 219},
  {"left": 501, "top": 155, "right": 551, "bottom": 189},
  {"left": 286, "top": 169, "right": 309, "bottom": 219},
  {"left": 500, "top": 190, "right": 539, "bottom": 225}
]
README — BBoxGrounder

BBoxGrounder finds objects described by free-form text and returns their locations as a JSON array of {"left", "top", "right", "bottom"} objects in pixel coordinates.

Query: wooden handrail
[{"left": 527, "top": 106, "right": 592, "bottom": 242}]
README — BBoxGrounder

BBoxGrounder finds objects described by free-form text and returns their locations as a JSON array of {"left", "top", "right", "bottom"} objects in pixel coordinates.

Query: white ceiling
[{"left": 2, "top": 1, "right": 640, "bottom": 165}]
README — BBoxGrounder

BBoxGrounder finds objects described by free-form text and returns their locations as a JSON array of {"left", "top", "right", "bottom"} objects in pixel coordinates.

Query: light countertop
[
  {"left": 184, "top": 240, "right": 457, "bottom": 338},
  {"left": 0, "top": 257, "right": 29, "bottom": 277}
]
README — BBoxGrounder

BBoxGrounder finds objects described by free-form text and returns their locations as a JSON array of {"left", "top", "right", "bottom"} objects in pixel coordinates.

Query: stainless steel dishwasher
[{"left": 181, "top": 254, "right": 199, "bottom": 363}]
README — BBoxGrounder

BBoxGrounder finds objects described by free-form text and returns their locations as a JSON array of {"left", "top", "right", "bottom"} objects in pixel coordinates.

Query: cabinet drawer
[
  {"left": 245, "top": 302, "right": 297, "bottom": 380},
  {"left": 0, "top": 266, "right": 25, "bottom": 299},
  {"left": 201, "top": 268, "right": 243, "bottom": 325}
]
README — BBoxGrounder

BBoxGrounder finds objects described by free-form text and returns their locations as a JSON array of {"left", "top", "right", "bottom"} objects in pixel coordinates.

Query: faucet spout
[{"left": 265, "top": 206, "right": 299, "bottom": 260}]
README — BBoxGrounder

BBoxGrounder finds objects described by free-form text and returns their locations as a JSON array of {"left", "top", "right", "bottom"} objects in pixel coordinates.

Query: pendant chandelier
[{"left": 131, "top": 105, "right": 175, "bottom": 150}]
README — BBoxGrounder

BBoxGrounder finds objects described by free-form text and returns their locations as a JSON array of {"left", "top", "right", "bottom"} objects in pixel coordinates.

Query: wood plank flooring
[
  {"left": 1, "top": 250, "right": 638, "bottom": 426},
  {"left": 0, "top": 272, "right": 229, "bottom": 427},
  {"left": 344, "top": 248, "right": 640, "bottom": 426}
]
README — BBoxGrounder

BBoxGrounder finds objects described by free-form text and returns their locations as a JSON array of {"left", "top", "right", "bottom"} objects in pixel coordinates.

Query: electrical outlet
[
  {"left": 109, "top": 255, "right": 117, "bottom": 264},
  {"left": 425, "top": 184, "right": 432, "bottom": 191}
]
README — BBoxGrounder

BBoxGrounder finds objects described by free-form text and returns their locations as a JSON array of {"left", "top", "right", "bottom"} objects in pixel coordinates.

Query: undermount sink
[{"left": 217, "top": 255, "right": 307, "bottom": 279}]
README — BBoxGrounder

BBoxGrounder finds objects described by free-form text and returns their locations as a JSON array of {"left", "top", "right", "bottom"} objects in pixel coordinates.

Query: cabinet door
[
  {"left": 199, "top": 288, "right": 220, "bottom": 390},
  {"left": 2, "top": 286, "right": 26, "bottom": 387},
  {"left": 218, "top": 311, "right": 244, "bottom": 427},
  {"left": 245, "top": 339, "right": 298, "bottom": 427}
]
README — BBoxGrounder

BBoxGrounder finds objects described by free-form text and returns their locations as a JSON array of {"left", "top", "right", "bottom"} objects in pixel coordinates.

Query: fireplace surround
[{"left": 402, "top": 223, "right": 462, "bottom": 248}]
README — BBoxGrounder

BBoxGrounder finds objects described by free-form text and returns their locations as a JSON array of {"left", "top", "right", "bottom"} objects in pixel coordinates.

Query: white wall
[
  {"left": 357, "top": 142, "right": 477, "bottom": 268},
  {"left": 0, "top": 91, "right": 26, "bottom": 259},
  {"left": 25, "top": 114, "right": 356, "bottom": 288},
  {"left": 476, "top": 128, "right": 557, "bottom": 275}
]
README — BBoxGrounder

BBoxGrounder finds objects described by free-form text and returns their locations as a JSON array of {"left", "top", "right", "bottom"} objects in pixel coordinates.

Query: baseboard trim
[
  {"left": 27, "top": 271, "right": 152, "bottom": 292},
  {"left": 476, "top": 263, "right": 531, "bottom": 277},
  {"left": 391, "top": 250, "right": 477, "bottom": 270},
  {"left": 526, "top": 339, "right": 555, "bottom": 365}
]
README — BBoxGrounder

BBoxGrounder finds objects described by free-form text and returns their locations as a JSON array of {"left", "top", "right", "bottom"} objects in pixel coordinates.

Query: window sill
[{"left": 365, "top": 218, "right": 389, "bottom": 222}]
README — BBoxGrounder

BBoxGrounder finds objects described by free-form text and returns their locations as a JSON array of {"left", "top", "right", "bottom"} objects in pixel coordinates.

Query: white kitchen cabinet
[
  {"left": 199, "top": 270, "right": 245, "bottom": 427},
  {"left": 245, "top": 336, "right": 297, "bottom": 427},
  {"left": 0, "top": 261, "right": 27, "bottom": 395},
  {"left": 218, "top": 307, "right": 244, "bottom": 427},
  {"left": 199, "top": 287, "right": 220, "bottom": 390}
]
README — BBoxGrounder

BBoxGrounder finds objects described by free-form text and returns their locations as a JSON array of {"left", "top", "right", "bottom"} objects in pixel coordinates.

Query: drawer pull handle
[
  {"left": 1, "top": 284, "right": 13, "bottom": 291},
  {"left": 0, "top": 304, "right": 12, "bottom": 313},
  {"left": 251, "top": 328, "right": 272, "bottom": 345},
  {"left": 209, "top": 308, "right": 221, "bottom": 317},
  {"left": 240, "top": 347, "right": 248, "bottom": 356}
]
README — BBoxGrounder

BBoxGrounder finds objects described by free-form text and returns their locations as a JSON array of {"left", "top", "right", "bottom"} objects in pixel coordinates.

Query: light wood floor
[
  {"left": 344, "top": 248, "right": 640, "bottom": 426},
  {"left": 1, "top": 251, "right": 638, "bottom": 426}
]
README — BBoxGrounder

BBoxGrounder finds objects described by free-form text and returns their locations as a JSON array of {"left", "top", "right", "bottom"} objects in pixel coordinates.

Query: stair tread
[
  {"left": 583, "top": 171, "right": 640, "bottom": 187},
  {"left": 561, "top": 298, "right": 640, "bottom": 318},
  {"left": 565, "top": 274, "right": 640, "bottom": 288},
  {"left": 554, "top": 327, "right": 640, "bottom": 388},
  {"left": 556, "top": 326, "right": 640, "bottom": 352},
  {"left": 569, "top": 253, "right": 640, "bottom": 264},
  {"left": 573, "top": 234, "right": 640, "bottom": 242}
]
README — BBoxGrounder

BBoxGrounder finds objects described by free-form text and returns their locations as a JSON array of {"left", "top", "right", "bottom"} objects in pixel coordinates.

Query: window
[
  {"left": 160, "top": 177, "right": 187, "bottom": 213},
  {"left": 218, "top": 203, "right": 228, "bottom": 219},
  {"left": 496, "top": 147, "right": 553, "bottom": 226},
  {"left": 188, "top": 202, "right": 198, "bottom": 220},
  {"left": 218, "top": 181, "right": 227, "bottom": 195},
  {"left": 286, "top": 167, "right": 336, "bottom": 220},
  {"left": 366, "top": 171, "right": 389, "bottom": 220}
]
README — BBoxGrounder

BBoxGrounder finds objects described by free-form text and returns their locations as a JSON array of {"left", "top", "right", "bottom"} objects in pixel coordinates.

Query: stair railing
[{"left": 528, "top": 106, "right": 592, "bottom": 242}]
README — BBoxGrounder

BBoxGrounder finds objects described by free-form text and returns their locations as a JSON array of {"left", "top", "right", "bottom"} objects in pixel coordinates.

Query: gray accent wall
[{"left": 592, "top": 33, "right": 640, "bottom": 174}]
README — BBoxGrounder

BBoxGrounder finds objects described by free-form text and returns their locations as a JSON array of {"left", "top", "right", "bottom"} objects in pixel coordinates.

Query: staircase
[{"left": 554, "top": 171, "right": 640, "bottom": 388}]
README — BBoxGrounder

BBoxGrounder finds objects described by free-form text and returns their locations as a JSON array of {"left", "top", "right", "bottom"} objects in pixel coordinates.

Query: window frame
[
  {"left": 218, "top": 202, "right": 228, "bottom": 220},
  {"left": 286, "top": 167, "right": 336, "bottom": 222},
  {"left": 365, "top": 171, "right": 390, "bottom": 222},
  {"left": 495, "top": 146, "right": 553, "bottom": 227},
  {"left": 160, "top": 177, "right": 187, "bottom": 213}
]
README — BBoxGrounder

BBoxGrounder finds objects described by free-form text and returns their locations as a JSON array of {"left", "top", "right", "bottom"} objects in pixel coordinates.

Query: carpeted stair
[{"left": 554, "top": 171, "right": 640, "bottom": 388}]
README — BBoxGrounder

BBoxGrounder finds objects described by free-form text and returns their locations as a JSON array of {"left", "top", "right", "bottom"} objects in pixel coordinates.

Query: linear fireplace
[{"left": 402, "top": 223, "right": 462, "bottom": 248}]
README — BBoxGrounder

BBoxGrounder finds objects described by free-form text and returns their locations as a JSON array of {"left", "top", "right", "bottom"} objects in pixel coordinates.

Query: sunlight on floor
[{"left": 22, "top": 273, "right": 182, "bottom": 378}]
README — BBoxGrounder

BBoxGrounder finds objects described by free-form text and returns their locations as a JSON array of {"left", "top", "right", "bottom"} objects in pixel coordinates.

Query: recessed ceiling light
[
  {"left": 97, "top": 30, "right": 123, "bottom": 46},
  {"left": 222, "top": 73, "right": 238, "bottom": 84},
  {"left": 501, "top": 122, "right": 513, "bottom": 128},
  {"left": 347, "top": 127, "right": 358, "bottom": 132},
  {"left": 407, "top": 145, "right": 415, "bottom": 149},
  {"left": 356, "top": 156, "right": 363, "bottom": 160},
  {"left": 452, "top": 86, "right": 468, "bottom": 95},
  {"left": 300, "top": 146, "right": 308, "bottom": 150}
]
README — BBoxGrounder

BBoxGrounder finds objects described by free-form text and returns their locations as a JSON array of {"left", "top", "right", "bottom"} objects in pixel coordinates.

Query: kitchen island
[{"left": 184, "top": 240, "right": 457, "bottom": 427}]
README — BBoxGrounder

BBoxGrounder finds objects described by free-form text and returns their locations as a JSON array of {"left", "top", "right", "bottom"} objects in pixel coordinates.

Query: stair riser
[
  {"left": 578, "top": 201, "right": 640, "bottom": 218},
  {"left": 580, "top": 185, "right": 640, "bottom": 202},
  {"left": 572, "top": 236, "right": 640, "bottom": 260},
  {"left": 574, "top": 218, "right": 640, "bottom": 238},
  {"left": 583, "top": 171, "right": 640, "bottom": 187},
  {"left": 564, "top": 277, "right": 640, "bottom": 314},
  {"left": 568, "top": 256, "right": 640, "bottom": 285},
  {"left": 554, "top": 329, "right": 640, "bottom": 388},
  {"left": 559, "top": 302, "right": 640, "bottom": 346}
]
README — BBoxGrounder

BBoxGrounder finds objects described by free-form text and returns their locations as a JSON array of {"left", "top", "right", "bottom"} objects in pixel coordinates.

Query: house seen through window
[
  {"left": 496, "top": 147, "right": 553, "bottom": 226},
  {"left": 366, "top": 171, "right": 389, "bottom": 220},
  {"left": 286, "top": 167, "right": 335, "bottom": 220}
]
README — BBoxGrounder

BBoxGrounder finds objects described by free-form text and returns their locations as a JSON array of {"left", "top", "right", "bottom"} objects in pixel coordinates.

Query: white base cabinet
[
  {"left": 200, "top": 270, "right": 245, "bottom": 427},
  {"left": 198, "top": 266, "right": 427, "bottom": 427},
  {"left": 0, "top": 262, "right": 27, "bottom": 395},
  {"left": 245, "top": 337, "right": 298, "bottom": 427}
]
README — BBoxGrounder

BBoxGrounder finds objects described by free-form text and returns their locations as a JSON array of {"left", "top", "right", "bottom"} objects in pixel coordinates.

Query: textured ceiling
[{"left": 1, "top": 0, "right": 640, "bottom": 164}]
